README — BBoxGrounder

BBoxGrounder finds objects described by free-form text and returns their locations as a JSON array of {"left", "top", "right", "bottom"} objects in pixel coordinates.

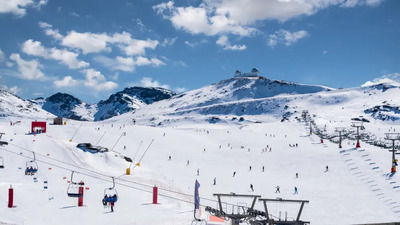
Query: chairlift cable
[{"left": 3, "top": 144, "right": 228, "bottom": 207}]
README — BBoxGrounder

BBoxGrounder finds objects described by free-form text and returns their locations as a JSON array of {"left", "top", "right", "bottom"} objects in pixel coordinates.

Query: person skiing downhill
[
  {"left": 250, "top": 184, "right": 254, "bottom": 192},
  {"left": 294, "top": 187, "right": 298, "bottom": 194},
  {"left": 325, "top": 166, "right": 329, "bottom": 172},
  {"left": 296, "top": 173, "right": 298, "bottom": 178},
  {"left": 213, "top": 178, "right": 216, "bottom": 185},
  {"left": 233, "top": 171, "right": 236, "bottom": 177},
  {"left": 275, "top": 186, "right": 280, "bottom": 193}
]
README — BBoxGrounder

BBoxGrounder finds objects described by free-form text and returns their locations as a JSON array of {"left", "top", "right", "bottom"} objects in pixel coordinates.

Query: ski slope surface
[{"left": 0, "top": 113, "right": 399, "bottom": 225}]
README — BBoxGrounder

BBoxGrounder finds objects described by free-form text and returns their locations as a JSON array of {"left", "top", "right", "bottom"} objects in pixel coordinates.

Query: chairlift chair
[
  {"left": 67, "top": 171, "right": 84, "bottom": 198},
  {"left": 0, "top": 156, "right": 4, "bottom": 169},
  {"left": 25, "top": 152, "right": 38, "bottom": 175},
  {"left": 102, "top": 177, "right": 118, "bottom": 204}
]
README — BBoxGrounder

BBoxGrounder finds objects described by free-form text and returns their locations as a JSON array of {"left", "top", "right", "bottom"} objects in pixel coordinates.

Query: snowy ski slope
[{"left": 0, "top": 114, "right": 399, "bottom": 224}]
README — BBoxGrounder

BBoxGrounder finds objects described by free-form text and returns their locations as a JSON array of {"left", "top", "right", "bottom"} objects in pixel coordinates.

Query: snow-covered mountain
[
  {"left": 94, "top": 87, "right": 175, "bottom": 121},
  {"left": 28, "top": 87, "right": 175, "bottom": 121},
  {"left": 129, "top": 76, "right": 333, "bottom": 122},
  {"left": 0, "top": 90, "right": 53, "bottom": 119},
  {"left": 126, "top": 77, "right": 400, "bottom": 127},
  {"left": 40, "top": 92, "right": 96, "bottom": 121}
]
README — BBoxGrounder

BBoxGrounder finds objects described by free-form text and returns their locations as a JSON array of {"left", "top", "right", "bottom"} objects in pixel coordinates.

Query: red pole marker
[
  {"left": 153, "top": 186, "right": 158, "bottom": 204},
  {"left": 8, "top": 185, "right": 13, "bottom": 208}
]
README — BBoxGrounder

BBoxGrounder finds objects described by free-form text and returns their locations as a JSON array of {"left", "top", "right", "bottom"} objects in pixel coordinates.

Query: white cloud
[
  {"left": 361, "top": 72, "right": 400, "bottom": 87},
  {"left": 38, "top": 22, "right": 63, "bottom": 40},
  {"left": 216, "top": 35, "right": 246, "bottom": 51},
  {"left": 61, "top": 30, "right": 159, "bottom": 56},
  {"left": 185, "top": 39, "right": 208, "bottom": 47},
  {"left": 22, "top": 39, "right": 89, "bottom": 69},
  {"left": 161, "top": 37, "right": 177, "bottom": 46},
  {"left": 61, "top": 31, "right": 110, "bottom": 54},
  {"left": 0, "top": 0, "right": 47, "bottom": 17},
  {"left": 268, "top": 29, "right": 309, "bottom": 47},
  {"left": 9, "top": 53, "right": 45, "bottom": 80},
  {"left": 69, "top": 12, "right": 80, "bottom": 17},
  {"left": 154, "top": 0, "right": 385, "bottom": 38},
  {"left": 94, "top": 55, "right": 165, "bottom": 72},
  {"left": 53, "top": 76, "right": 79, "bottom": 87},
  {"left": 82, "top": 69, "right": 118, "bottom": 91},
  {"left": 154, "top": 2, "right": 256, "bottom": 37},
  {"left": 0, "top": 80, "right": 21, "bottom": 95},
  {"left": 139, "top": 77, "right": 170, "bottom": 89},
  {"left": 341, "top": 0, "right": 385, "bottom": 7},
  {"left": 175, "top": 87, "right": 186, "bottom": 93},
  {"left": 323, "top": 50, "right": 328, "bottom": 55},
  {"left": 0, "top": 48, "right": 5, "bottom": 62}
]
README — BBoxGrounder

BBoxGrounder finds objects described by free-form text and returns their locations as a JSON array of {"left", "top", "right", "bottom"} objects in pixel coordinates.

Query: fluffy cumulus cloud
[
  {"left": 154, "top": 0, "right": 386, "bottom": 37},
  {"left": 82, "top": 69, "right": 118, "bottom": 91},
  {"left": 60, "top": 30, "right": 159, "bottom": 56},
  {"left": 22, "top": 39, "right": 89, "bottom": 69},
  {"left": 0, "top": 76, "right": 21, "bottom": 95},
  {"left": 136, "top": 77, "right": 186, "bottom": 92},
  {"left": 0, "top": 0, "right": 48, "bottom": 17},
  {"left": 268, "top": 29, "right": 309, "bottom": 47},
  {"left": 216, "top": 35, "right": 246, "bottom": 50},
  {"left": 38, "top": 22, "right": 63, "bottom": 40},
  {"left": 361, "top": 73, "right": 400, "bottom": 87},
  {"left": 53, "top": 75, "right": 79, "bottom": 87},
  {"left": 9, "top": 53, "right": 45, "bottom": 80},
  {"left": 93, "top": 55, "right": 165, "bottom": 72}
]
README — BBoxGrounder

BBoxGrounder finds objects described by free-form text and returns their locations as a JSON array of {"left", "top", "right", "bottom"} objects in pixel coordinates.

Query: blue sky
[{"left": 0, "top": 0, "right": 399, "bottom": 103}]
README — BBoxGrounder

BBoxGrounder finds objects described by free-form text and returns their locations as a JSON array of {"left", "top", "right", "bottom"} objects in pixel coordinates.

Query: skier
[
  {"left": 197, "top": 168, "right": 199, "bottom": 176},
  {"left": 124, "top": 146, "right": 126, "bottom": 150},
  {"left": 250, "top": 184, "right": 254, "bottom": 192},
  {"left": 275, "top": 185, "right": 280, "bottom": 193},
  {"left": 294, "top": 187, "right": 298, "bottom": 194},
  {"left": 168, "top": 156, "right": 171, "bottom": 161},
  {"left": 249, "top": 166, "right": 252, "bottom": 171},
  {"left": 325, "top": 165, "right": 329, "bottom": 172},
  {"left": 262, "top": 166, "right": 265, "bottom": 172},
  {"left": 213, "top": 178, "right": 216, "bottom": 185},
  {"left": 187, "top": 160, "right": 190, "bottom": 166},
  {"left": 296, "top": 173, "right": 298, "bottom": 178},
  {"left": 233, "top": 171, "right": 236, "bottom": 177}
]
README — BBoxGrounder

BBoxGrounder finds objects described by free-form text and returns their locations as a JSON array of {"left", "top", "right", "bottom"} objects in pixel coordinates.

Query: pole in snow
[
  {"left": 153, "top": 186, "right": 158, "bottom": 204},
  {"left": 8, "top": 185, "right": 13, "bottom": 208},
  {"left": 78, "top": 181, "right": 84, "bottom": 207}
]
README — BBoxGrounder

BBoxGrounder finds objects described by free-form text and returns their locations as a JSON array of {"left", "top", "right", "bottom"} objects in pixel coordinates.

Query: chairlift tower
[
  {"left": 258, "top": 198, "right": 310, "bottom": 225},
  {"left": 351, "top": 122, "right": 364, "bottom": 148},
  {"left": 384, "top": 133, "right": 400, "bottom": 173},
  {"left": 335, "top": 127, "right": 346, "bottom": 148},
  {"left": 207, "top": 193, "right": 261, "bottom": 225}
]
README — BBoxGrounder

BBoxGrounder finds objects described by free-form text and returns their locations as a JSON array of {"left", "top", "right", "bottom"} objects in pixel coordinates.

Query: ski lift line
[
  {"left": 3, "top": 145, "right": 229, "bottom": 207},
  {"left": 69, "top": 123, "right": 83, "bottom": 141},
  {"left": 0, "top": 147, "right": 202, "bottom": 207},
  {"left": 95, "top": 131, "right": 107, "bottom": 146},
  {"left": 110, "top": 132, "right": 126, "bottom": 152},
  {"left": 132, "top": 140, "right": 143, "bottom": 161},
  {"left": 0, "top": 147, "right": 241, "bottom": 209},
  {"left": 137, "top": 139, "right": 154, "bottom": 163}
]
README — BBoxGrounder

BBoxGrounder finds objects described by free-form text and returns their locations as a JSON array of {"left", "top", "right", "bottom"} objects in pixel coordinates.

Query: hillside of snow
[
  {"left": 0, "top": 90, "right": 54, "bottom": 120},
  {"left": 0, "top": 112, "right": 399, "bottom": 225}
]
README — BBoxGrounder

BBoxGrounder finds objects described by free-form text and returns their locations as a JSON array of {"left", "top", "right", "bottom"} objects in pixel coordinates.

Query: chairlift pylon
[
  {"left": 67, "top": 171, "right": 84, "bottom": 198},
  {"left": 102, "top": 177, "right": 118, "bottom": 205},
  {"left": 25, "top": 152, "right": 38, "bottom": 175}
]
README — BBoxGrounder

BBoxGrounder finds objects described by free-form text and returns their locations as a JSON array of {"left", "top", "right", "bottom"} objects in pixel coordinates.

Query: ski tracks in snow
[{"left": 339, "top": 147, "right": 400, "bottom": 216}]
